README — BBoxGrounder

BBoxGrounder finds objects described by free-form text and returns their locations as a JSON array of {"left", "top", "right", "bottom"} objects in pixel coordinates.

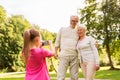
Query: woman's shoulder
[
  {"left": 87, "top": 36, "right": 96, "bottom": 43},
  {"left": 86, "top": 36, "right": 94, "bottom": 40},
  {"left": 87, "top": 35, "right": 92, "bottom": 38}
]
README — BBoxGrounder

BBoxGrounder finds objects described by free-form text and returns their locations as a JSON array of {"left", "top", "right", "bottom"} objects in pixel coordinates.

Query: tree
[
  {"left": 111, "top": 40, "right": 120, "bottom": 64},
  {"left": 0, "top": 5, "right": 6, "bottom": 24},
  {"left": 7, "top": 15, "right": 31, "bottom": 71},
  {"left": 78, "top": 0, "right": 120, "bottom": 69},
  {"left": 0, "top": 7, "right": 31, "bottom": 71}
]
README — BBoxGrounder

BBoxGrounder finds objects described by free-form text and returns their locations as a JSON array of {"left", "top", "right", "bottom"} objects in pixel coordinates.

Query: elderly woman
[{"left": 77, "top": 24, "right": 100, "bottom": 80}]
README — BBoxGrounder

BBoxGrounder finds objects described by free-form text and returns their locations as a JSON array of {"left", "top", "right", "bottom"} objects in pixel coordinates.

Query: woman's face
[{"left": 77, "top": 27, "right": 86, "bottom": 37}]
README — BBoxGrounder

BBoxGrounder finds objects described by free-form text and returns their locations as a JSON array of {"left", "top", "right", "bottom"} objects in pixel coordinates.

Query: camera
[{"left": 42, "top": 40, "right": 49, "bottom": 46}]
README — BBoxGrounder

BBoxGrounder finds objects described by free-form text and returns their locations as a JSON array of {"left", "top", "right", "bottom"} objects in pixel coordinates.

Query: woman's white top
[{"left": 77, "top": 36, "right": 99, "bottom": 64}]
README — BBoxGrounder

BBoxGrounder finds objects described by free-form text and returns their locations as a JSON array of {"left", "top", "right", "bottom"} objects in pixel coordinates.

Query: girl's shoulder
[
  {"left": 30, "top": 48, "right": 48, "bottom": 56},
  {"left": 30, "top": 48, "right": 44, "bottom": 52}
]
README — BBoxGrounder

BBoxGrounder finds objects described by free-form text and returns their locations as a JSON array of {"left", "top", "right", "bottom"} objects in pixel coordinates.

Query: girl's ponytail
[
  {"left": 22, "top": 30, "right": 30, "bottom": 65},
  {"left": 22, "top": 28, "right": 40, "bottom": 65}
]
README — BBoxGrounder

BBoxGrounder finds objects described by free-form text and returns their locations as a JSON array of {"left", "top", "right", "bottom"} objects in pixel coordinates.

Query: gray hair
[{"left": 78, "top": 24, "right": 87, "bottom": 30}]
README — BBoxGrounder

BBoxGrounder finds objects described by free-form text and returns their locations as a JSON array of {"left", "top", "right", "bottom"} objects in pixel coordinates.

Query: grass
[
  {"left": 95, "top": 65, "right": 120, "bottom": 80},
  {"left": 0, "top": 65, "right": 120, "bottom": 80},
  {"left": 0, "top": 78, "right": 23, "bottom": 80},
  {"left": 96, "top": 70, "right": 120, "bottom": 80}
]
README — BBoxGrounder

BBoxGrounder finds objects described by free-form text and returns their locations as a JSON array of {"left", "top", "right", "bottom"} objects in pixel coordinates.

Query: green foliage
[
  {"left": 0, "top": 18, "right": 29, "bottom": 71},
  {"left": 0, "top": 5, "right": 31, "bottom": 71},
  {"left": 111, "top": 40, "right": 120, "bottom": 63},
  {"left": 9, "top": 15, "right": 31, "bottom": 33},
  {"left": 40, "top": 29, "right": 56, "bottom": 42},
  {"left": 0, "top": 5, "right": 6, "bottom": 24}
]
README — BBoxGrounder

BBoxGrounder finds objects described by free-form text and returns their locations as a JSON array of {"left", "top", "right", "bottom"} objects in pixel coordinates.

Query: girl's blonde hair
[{"left": 22, "top": 28, "right": 40, "bottom": 64}]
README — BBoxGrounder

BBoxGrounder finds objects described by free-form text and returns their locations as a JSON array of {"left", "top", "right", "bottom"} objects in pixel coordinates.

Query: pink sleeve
[{"left": 41, "top": 48, "right": 52, "bottom": 57}]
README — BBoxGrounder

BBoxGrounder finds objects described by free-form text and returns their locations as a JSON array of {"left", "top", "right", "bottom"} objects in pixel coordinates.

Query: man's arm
[
  {"left": 54, "top": 28, "right": 62, "bottom": 59},
  {"left": 54, "top": 46, "right": 59, "bottom": 58}
]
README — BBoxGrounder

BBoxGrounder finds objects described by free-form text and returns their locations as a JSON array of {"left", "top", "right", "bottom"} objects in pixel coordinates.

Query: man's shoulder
[
  {"left": 59, "top": 26, "right": 69, "bottom": 31},
  {"left": 60, "top": 26, "right": 69, "bottom": 29}
]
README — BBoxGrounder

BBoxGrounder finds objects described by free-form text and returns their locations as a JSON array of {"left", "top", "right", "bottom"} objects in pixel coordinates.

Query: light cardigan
[
  {"left": 55, "top": 26, "right": 79, "bottom": 56},
  {"left": 77, "top": 36, "right": 99, "bottom": 64}
]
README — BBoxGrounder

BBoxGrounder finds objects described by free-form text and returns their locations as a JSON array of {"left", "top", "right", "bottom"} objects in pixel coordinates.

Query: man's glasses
[{"left": 71, "top": 20, "right": 78, "bottom": 23}]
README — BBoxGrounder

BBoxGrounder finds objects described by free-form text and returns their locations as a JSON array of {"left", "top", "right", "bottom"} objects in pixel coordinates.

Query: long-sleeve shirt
[
  {"left": 55, "top": 26, "right": 79, "bottom": 56},
  {"left": 77, "top": 36, "right": 99, "bottom": 64}
]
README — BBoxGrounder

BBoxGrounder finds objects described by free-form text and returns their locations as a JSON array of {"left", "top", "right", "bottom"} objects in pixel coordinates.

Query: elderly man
[{"left": 55, "top": 15, "right": 79, "bottom": 80}]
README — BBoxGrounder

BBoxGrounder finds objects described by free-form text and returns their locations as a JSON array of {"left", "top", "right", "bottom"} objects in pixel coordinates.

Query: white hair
[{"left": 78, "top": 24, "right": 87, "bottom": 30}]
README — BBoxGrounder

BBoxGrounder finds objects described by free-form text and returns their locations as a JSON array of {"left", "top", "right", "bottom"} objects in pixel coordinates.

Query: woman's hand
[{"left": 95, "top": 64, "right": 100, "bottom": 71}]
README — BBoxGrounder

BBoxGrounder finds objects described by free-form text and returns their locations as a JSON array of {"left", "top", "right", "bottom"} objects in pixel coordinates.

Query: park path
[
  {"left": 0, "top": 72, "right": 110, "bottom": 80},
  {"left": 66, "top": 78, "right": 109, "bottom": 80},
  {"left": 51, "top": 77, "right": 109, "bottom": 80}
]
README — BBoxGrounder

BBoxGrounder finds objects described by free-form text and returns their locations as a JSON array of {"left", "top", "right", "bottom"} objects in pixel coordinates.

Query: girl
[{"left": 22, "top": 28, "right": 55, "bottom": 80}]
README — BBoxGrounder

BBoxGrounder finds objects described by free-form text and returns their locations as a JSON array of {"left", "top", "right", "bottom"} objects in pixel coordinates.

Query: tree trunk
[
  {"left": 104, "top": 0, "right": 115, "bottom": 70},
  {"left": 106, "top": 44, "right": 115, "bottom": 70}
]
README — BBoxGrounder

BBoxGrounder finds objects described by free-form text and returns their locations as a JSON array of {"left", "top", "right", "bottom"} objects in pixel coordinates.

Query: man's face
[{"left": 70, "top": 16, "right": 79, "bottom": 28}]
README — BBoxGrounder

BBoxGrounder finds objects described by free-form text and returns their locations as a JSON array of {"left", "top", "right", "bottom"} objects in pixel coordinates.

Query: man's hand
[
  {"left": 54, "top": 47, "right": 59, "bottom": 59},
  {"left": 54, "top": 53, "right": 58, "bottom": 59}
]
